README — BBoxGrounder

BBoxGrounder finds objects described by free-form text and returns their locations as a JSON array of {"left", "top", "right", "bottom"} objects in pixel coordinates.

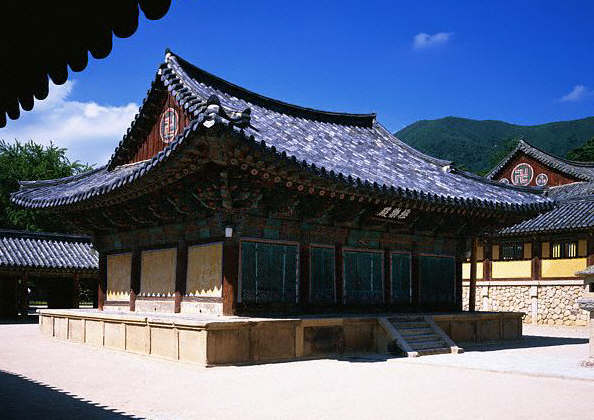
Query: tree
[
  {"left": 478, "top": 137, "right": 521, "bottom": 176},
  {"left": 566, "top": 136, "right": 594, "bottom": 162},
  {"left": 0, "top": 140, "right": 92, "bottom": 232}
]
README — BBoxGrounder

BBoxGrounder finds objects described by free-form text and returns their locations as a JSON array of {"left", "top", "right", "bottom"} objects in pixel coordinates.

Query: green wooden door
[
  {"left": 391, "top": 252, "right": 411, "bottom": 303},
  {"left": 343, "top": 250, "right": 383, "bottom": 304},
  {"left": 419, "top": 255, "right": 455, "bottom": 304},
  {"left": 240, "top": 241, "right": 298, "bottom": 303},
  {"left": 310, "top": 246, "right": 335, "bottom": 303}
]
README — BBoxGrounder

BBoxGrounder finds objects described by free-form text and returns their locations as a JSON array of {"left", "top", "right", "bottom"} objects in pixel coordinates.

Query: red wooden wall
[
  {"left": 494, "top": 153, "right": 580, "bottom": 187},
  {"left": 128, "top": 93, "right": 191, "bottom": 164}
]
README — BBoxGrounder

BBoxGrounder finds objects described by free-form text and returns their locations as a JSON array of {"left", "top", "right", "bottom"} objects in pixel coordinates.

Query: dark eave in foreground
[{"left": 0, "top": 1, "right": 171, "bottom": 128}]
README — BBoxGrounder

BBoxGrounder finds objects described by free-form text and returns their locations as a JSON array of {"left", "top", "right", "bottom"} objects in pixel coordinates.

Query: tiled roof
[
  {"left": 12, "top": 51, "right": 551, "bottom": 213},
  {"left": 0, "top": 230, "right": 98, "bottom": 271},
  {"left": 485, "top": 140, "right": 594, "bottom": 182},
  {"left": 498, "top": 198, "right": 594, "bottom": 235}
]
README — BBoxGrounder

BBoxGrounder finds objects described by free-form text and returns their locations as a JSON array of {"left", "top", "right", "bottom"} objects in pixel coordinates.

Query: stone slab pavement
[{"left": 1, "top": 321, "right": 593, "bottom": 420}]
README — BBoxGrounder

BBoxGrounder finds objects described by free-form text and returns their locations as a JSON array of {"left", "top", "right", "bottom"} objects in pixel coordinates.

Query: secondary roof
[{"left": 0, "top": 230, "right": 98, "bottom": 271}]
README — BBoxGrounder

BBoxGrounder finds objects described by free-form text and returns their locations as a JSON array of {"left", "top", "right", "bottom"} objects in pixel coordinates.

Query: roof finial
[{"left": 165, "top": 48, "right": 173, "bottom": 60}]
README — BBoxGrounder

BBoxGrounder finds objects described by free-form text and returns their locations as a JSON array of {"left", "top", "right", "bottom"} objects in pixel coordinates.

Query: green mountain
[{"left": 395, "top": 116, "right": 594, "bottom": 173}]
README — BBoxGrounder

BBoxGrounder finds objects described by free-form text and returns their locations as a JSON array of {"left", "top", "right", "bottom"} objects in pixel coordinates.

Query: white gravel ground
[{"left": 1, "top": 321, "right": 593, "bottom": 420}]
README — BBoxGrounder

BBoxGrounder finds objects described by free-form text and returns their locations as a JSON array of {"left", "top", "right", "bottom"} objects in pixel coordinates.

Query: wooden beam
[
  {"left": 174, "top": 240, "right": 188, "bottom": 313},
  {"left": 130, "top": 249, "right": 141, "bottom": 312},
  {"left": 384, "top": 248, "right": 391, "bottom": 304},
  {"left": 98, "top": 253, "right": 107, "bottom": 311},
  {"left": 72, "top": 272, "right": 80, "bottom": 309},
  {"left": 411, "top": 244, "right": 420, "bottom": 309},
  {"left": 469, "top": 238, "right": 477, "bottom": 312},
  {"left": 532, "top": 239, "right": 541, "bottom": 281},
  {"left": 299, "top": 242, "right": 310, "bottom": 306},
  {"left": 335, "top": 243, "right": 344, "bottom": 305},
  {"left": 222, "top": 239, "right": 239, "bottom": 315}
]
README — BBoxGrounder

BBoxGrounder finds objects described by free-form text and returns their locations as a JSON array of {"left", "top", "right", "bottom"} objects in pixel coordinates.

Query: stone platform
[{"left": 37, "top": 309, "right": 523, "bottom": 366}]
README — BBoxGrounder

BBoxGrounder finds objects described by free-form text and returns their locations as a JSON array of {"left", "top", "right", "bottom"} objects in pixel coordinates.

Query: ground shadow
[
  {"left": 461, "top": 335, "right": 588, "bottom": 352},
  {"left": 0, "top": 370, "right": 140, "bottom": 419},
  {"left": 0, "top": 314, "right": 39, "bottom": 325}
]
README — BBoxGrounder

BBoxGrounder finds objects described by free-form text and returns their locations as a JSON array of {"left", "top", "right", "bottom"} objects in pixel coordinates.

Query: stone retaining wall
[{"left": 463, "top": 281, "right": 589, "bottom": 326}]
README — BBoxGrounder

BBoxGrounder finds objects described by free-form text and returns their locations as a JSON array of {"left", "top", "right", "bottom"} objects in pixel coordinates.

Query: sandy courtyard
[{"left": 1, "top": 321, "right": 593, "bottom": 419}]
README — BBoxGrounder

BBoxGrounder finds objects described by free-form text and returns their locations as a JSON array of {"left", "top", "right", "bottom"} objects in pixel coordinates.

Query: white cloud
[
  {"left": 560, "top": 84, "right": 592, "bottom": 102},
  {"left": 0, "top": 80, "right": 138, "bottom": 166},
  {"left": 413, "top": 32, "right": 453, "bottom": 50}
]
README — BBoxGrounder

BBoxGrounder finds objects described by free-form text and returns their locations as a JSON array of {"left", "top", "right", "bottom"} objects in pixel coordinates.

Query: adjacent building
[
  {"left": 0, "top": 230, "right": 98, "bottom": 317},
  {"left": 11, "top": 51, "right": 551, "bottom": 316},
  {"left": 463, "top": 140, "right": 594, "bottom": 325}
]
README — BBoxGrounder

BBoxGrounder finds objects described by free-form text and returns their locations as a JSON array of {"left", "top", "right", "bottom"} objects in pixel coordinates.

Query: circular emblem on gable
[
  {"left": 535, "top": 173, "right": 549, "bottom": 186},
  {"left": 511, "top": 163, "right": 534, "bottom": 186},
  {"left": 160, "top": 108, "right": 178, "bottom": 143},
  {"left": 499, "top": 178, "right": 510, "bottom": 184}
]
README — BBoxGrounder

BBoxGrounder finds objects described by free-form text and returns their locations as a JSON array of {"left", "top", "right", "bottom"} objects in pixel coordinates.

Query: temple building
[
  {"left": 463, "top": 140, "right": 594, "bottom": 325},
  {"left": 11, "top": 51, "right": 552, "bottom": 318},
  {"left": 0, "top": 230, "right": 98, "bottom": 317}
]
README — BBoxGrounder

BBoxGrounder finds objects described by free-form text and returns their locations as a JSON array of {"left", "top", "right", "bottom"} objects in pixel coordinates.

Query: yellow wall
[
  {"left": 476, "top": 246, "right": 484, "bottom": 261},
  {"left": 186, "top": 243, "right": 223, "bottom": 297},
  {"left": 462, "top": 262, "right": 483, "bottom": 280},
  {"left": 542, "top": 242, "right": 550, "bottom": 259},
  {"left": 140, "top": 248, "right": 177, "bottom": 295},
  {"left": 492, "top": 260, "right": 531, "bottom": 279},
  {"left": 492, "top": 245, "right": 499, "bottom": 261},
  {"left": 107, "top": 253, "right": 131, "bottom": 301},
  {"left": 579, "top": 239, "right": 587, "bottom": 257},
  {"left": 523, "top": 243, "right": 532, "bottom": 259},
  {"left": 541, "top": 258, "right": 587, "bottom": 278}
]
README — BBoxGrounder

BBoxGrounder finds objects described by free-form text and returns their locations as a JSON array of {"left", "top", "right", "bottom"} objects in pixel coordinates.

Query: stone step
[
  {"left": 398, "top": 327, "right": 434, "bottom": 336},
  {"left": 417, "top": 347, "right": 452, "bottom": 356},
  {"left": 409, "top": 340, "right": 448, "bottom": 350},
  {"left": 391, "top": 322, "right": 428, "bottom": 329},
  {"left": 406, "top": 334, "right": 443, "bottom": 343}
]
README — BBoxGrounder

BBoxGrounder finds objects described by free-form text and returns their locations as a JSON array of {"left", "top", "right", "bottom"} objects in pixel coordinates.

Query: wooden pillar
[
  {"left": 455, "top": 239, "right": 465, "bottom": 311},
  {"left": 384, "top": 249, "right": 391, "bottom": 305},
  {"left": 72, "top": 272, "right": 80, "bottom": 309},
  {"left": 98, "top": 253, "right": 107, "bottom": 311},
  {"left": 588, "top": 237, "right": 594, "bottom": 266},
  {"left": 469, "top": 238, "right": 477, "bottom": 312},
  {"left": 174, "top": 240, "right": 188, "bottom": 313},
  {"left": 335, "top": 243, "right": 343, "bottom": 305},
  {"left": 299, "top": 243, "right": 310, "bottom": 306},
  {"left": 222, "top": 239, "right": 239, "bottom": 315},
  {"left": 411, "top": 243, "right": 420, "bottom": 310},
  {"left": 532, "top": 239, "right": 541, "bottom": 281},
  {"left": 484, "top": 240, "right": 492, "bottom": 282},
  {"left": 130, "top": 249, "right": 141, "bottom": 312}
]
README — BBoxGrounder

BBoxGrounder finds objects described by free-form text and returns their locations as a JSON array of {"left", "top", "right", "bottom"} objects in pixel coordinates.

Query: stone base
[
  {"left": 579, "top": 358, "right": 594, "bottom": 368},
  {"left": 37, "top": 309, "right": 524, "bottom": 365}
]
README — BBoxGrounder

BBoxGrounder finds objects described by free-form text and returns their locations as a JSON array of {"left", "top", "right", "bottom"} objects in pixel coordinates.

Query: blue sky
[{"left": 2, "top": 0, "right": 594, "bottom": 165}]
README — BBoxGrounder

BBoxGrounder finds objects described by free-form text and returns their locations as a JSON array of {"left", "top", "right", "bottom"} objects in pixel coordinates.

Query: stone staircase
[{"left": 378, "top": 315, "right": 463, "bottom": 357}]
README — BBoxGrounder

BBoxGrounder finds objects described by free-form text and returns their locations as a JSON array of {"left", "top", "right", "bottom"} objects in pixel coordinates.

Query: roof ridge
[
  {"left": 518, "top": 139, "right": 594, "bottom": 167},
  {"left": 0, "top": 229, "right": 92, "bottom": 242},
  {"left": 17, "top": 166, "right": 105, "bottom": 189},
  {"left": 166, "top": 50, "right": 377, "bottom": 127}
]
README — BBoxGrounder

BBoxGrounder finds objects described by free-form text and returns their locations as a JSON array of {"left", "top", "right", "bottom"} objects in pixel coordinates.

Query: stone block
[
  {"left": 450, "top": 320, "right": 475, "bottom": 343},
  {"left": 150, "top": 326, "right": 177, "bottom": 360},
  {"left": 104, "top": 322, "right": 125, "bottom": 350},
  {"left": 85, "top": 320, "right": 103, "bottom": 347},
  {"left": 68, "top": 318, "right": 84, "bottom": 343},
  {"left": 303, "top": 325, "right": 344, "bottom": 356},
  {"left": 477, "top": 319, "right": 500, "bottom": 342},
  {"left": 126, "top": 324, "right": 148, "bottom": 354},
  {"left": 207, "top": 328, "right": 250, "bottom": 365},
  {"left": 343, "top": 320, "right": 375, "bottom": 353},
  {"left": 39, "top": 315, "right": 54, "bottom": 337},
  {"left": 135, "top": 299, "right": 175, "bottom": 313},
  {"left": 178, "top": 329, "right": 207, "bottom": 364},
  {"left": 180, "top": 301, "right": 223, "bottom": 315},
  {"left": 251, "top": 322, "right": 296, "bottom": 361},
  {"left": 54, "top": 317, "right": 68, "bottom": 340},
  {"left": 502, "top": 318, "right": 520, "bottom": 339}
]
